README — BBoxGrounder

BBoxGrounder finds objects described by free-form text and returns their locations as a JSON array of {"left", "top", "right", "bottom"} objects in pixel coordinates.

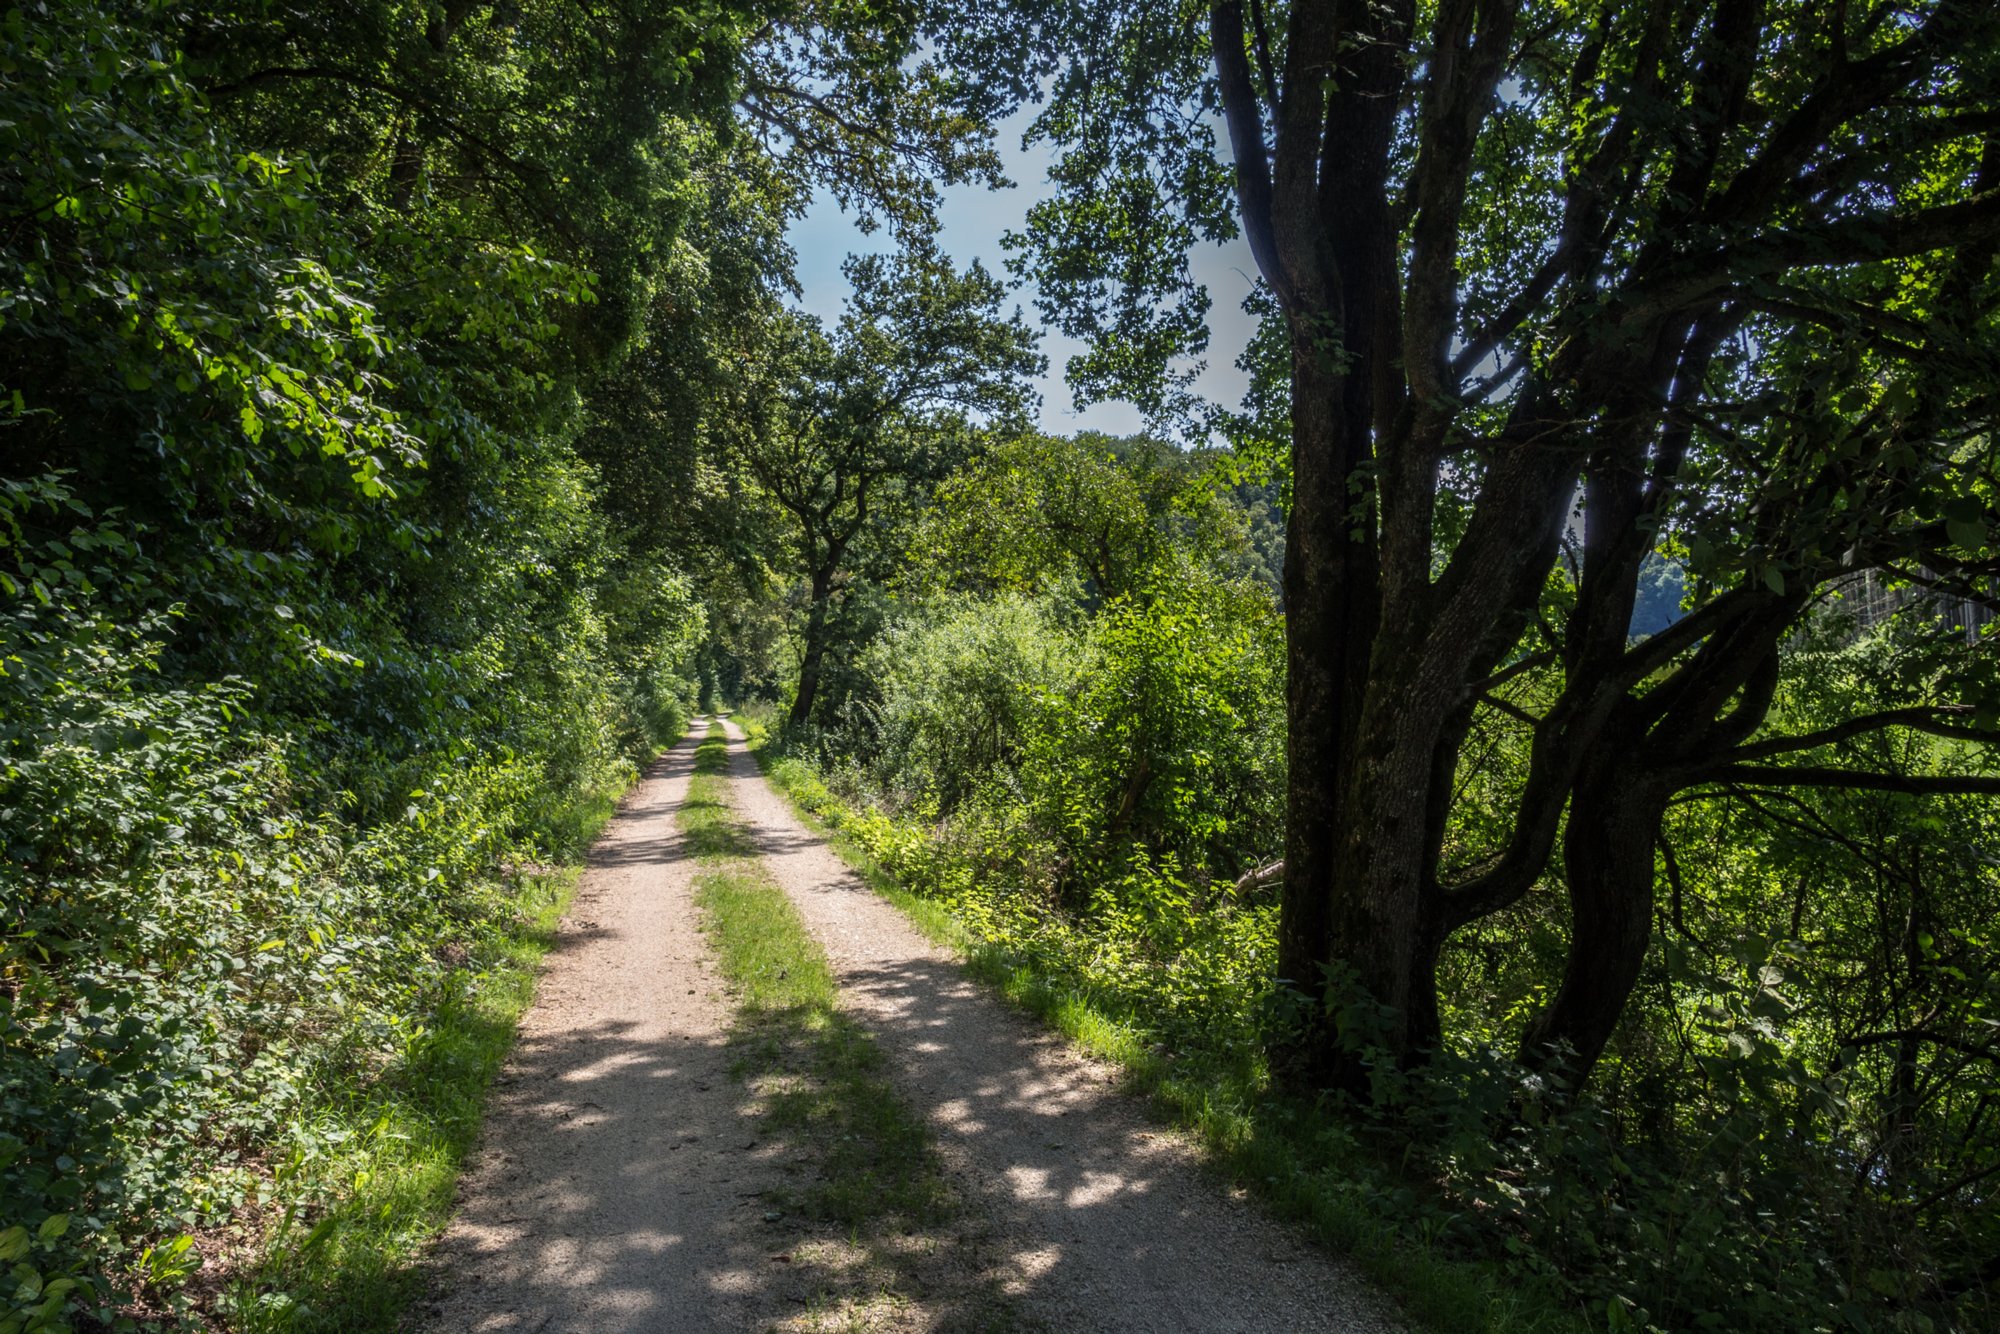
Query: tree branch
[
  {"left": 1839, "top": 1028, "right": 1999, "bottom": 1064},
  {"left": 1449, "top": 0, "right": 1672, "bottom": 379},
  {"left": 1478, "top": 691, "right": 1541, "bottom": 729},
  {"left": 1470, "top": 648, "right": 1556, "bottom": 694},
  {"left": 1704, "top": 0, "right": 1982, "bottom": 228},
  {"left": 1708, "top": 764, "right": 2000, "bottom": 795},
  {"left": 1247, "top": 0, "right": 1281, "bottom": 109},
  {"left": 1404, "top": 0, "right": 1519, "bottom": 405},
  {"left": 1210, "top": 2, "right": 1286, "bottom": 298},
  {"left": 1725, "top": 708, "right": 2000, "bottom": 763},
  {"left": 1633, "top": 189, "right": 2000, "bottom": 317}
]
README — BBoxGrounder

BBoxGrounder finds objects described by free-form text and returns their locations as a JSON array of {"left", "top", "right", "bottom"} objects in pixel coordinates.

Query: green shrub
[
  {"left": 860, "top": 592, "right": 1083, "bottom": 811},
  {"left": 1023, "top": 572, "right": 1283, "bottom": 881}
]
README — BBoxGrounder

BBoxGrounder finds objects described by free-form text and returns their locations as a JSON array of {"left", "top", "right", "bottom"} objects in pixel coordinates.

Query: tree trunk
[
  {"left": 1521, "top": 752, "right": 1666, "bottom": 1088},
  {"left": 1887, "top": 856, "right": 1929, "bottom": 1182},
  {"left": 788, "top": 566, "right": 832, "bottom": 729},
  {"left": 1274, "top": 330, "right": 1381, "bottom": 1089},
  {"left": 387, "top": 120, "right": 423, "bottom": 211}
]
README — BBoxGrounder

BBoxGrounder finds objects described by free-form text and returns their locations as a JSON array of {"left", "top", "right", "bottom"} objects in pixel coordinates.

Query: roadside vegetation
[
  {"left": 741, "top": 709, "right": 1535, "bottom": 1332},
  {"left": 740, "top": 423, "right": 2000, "bottom": 1331},
  {"left": 222, "top": 864, "right": 584, "bottom": 1331},
  {"left": 2, "top": 2, "right": 708, "bottom": 1324}
]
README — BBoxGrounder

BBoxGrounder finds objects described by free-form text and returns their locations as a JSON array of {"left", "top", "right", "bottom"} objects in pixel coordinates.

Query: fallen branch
[{"left": 1233, "top": 859, "right": 1284, "bottom": 895}]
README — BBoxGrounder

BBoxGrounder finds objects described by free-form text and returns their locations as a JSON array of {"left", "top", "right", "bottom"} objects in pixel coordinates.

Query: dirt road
[
  {"left": 427, "top": 721, "right": 1400, "bottom": 1331},
  {"left": 424, "top": 733, "right": 789, "bottom": 1332}
]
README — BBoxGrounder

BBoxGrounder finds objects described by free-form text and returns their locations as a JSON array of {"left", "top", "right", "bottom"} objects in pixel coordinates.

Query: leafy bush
[
  {"left": 1015, "top": 571, "right": 1284, "bottom": 891},
  {"left": 0, "top": 585, "right": 656, "bottom": 1326},
  {"left": 860, "top": 592, "right": 1083, "bottom": 812},
  {"left": 0, "top": 5, "right": 704, "bottom": 1323},
  {"left": 767, "top": 566, "right": 1288, "bottom": 1064}
]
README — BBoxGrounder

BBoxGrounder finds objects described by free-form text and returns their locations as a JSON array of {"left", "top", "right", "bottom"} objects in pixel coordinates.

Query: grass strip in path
[{"left": 682, "top": 723, "right": 1024, "bottom": 1333}]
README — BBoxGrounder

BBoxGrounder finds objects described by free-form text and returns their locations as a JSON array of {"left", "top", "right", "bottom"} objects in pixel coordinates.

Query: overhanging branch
[
  {"left": 1707, "top": 764, "right": 2000, "bottom": 795},
  {"left": 1725, "top": 707, "right": 2000, "bottom": 763}
]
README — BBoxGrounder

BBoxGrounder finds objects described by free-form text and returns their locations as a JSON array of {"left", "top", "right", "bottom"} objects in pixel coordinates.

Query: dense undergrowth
[
  {"left": 1, "top": 3, "right": 708, "bottom": 1327},
  {"left": 0, "top": 596, "right": 662, "bottom": 1329}
]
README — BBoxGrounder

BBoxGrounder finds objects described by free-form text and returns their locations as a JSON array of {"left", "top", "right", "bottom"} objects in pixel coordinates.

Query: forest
[{"left": 3, "top": 0, "right": 1998, "bottom": 1329}]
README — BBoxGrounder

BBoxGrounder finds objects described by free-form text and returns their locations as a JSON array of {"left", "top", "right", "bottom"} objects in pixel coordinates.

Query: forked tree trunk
[
  {"left": 1521, "top": 750, "right": 1667, "bottom": 1086},
  {"left": 788, "top": 566, "right": 833, "bottom": 729}
]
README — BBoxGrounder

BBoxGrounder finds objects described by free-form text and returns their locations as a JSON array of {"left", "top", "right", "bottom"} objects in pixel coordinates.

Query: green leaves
[
  {"left": 1940, "top": 496, "right": 1988, "bottom": 553},
  {"left": 1, "top": 0, "right": 433, "bottom": 690},
  {"left": 998, "top": 0, "right": 1231, "bottom": 427},
  {"left": 862, "top": 592, "right": 1082, "bottom": 812},
  {"left": 0, "top": 4, "right": 725, "bottom": 1324}
]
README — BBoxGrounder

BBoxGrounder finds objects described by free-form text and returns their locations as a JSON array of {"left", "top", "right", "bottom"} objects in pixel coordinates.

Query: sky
[{"left": 785, "top": 103, "right": 1261, "bottom": 440}]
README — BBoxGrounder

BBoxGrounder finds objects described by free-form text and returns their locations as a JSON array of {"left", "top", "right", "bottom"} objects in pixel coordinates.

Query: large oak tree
[{"left": 994, "top": 0, "right": 2000, "bottom": 1091}]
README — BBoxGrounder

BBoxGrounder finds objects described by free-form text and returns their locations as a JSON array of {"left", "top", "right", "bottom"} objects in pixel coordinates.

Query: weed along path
[
  {"left": 715, "top": 720, "right": 1402, "bottom": 1333},
  {"left": 429, "top": 718, "right": 1399, "bottom": 1331}
]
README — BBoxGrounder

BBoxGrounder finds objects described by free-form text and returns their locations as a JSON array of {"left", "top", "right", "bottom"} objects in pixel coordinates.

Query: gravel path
[
  {"left": 426, "top": 720, "right": 1401, "bottom": 1332},
  {"left": 426, "top": 730, "right": 796, "bottom": 1332},
  {"left": 716, "top": 720, "right": 1401, "bottom": 1334}
]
